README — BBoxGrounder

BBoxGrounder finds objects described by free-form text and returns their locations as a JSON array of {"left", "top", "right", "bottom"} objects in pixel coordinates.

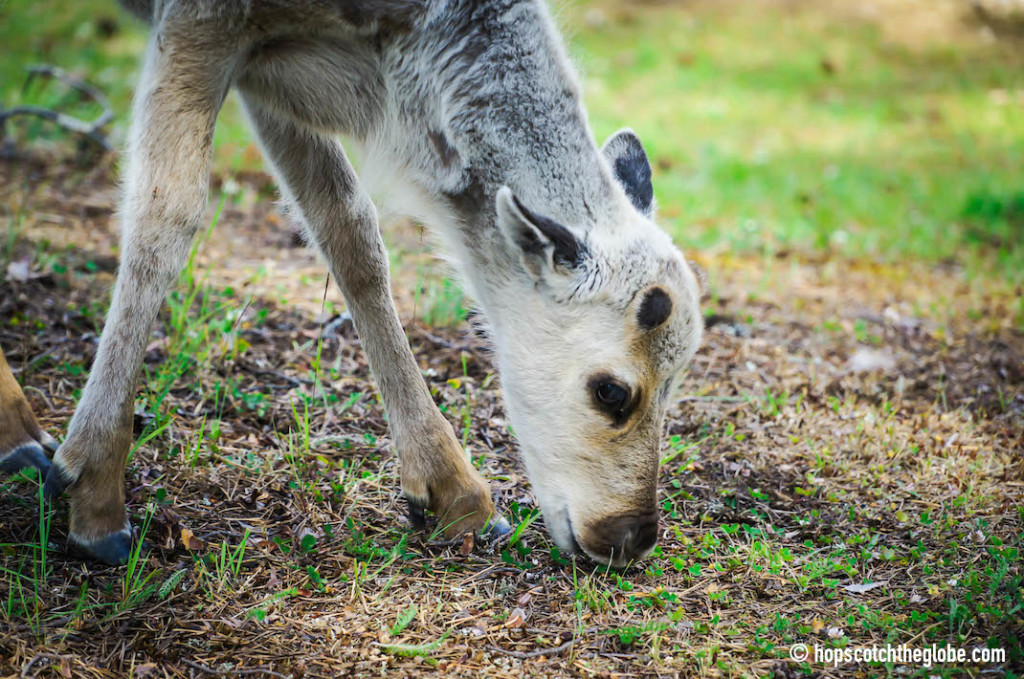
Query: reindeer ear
[
  {"left": 602, "top": 129, "right": 654, "bottom": 217},
  {"left": 496, "top": 187, "right": 588, "bottom": 279}
]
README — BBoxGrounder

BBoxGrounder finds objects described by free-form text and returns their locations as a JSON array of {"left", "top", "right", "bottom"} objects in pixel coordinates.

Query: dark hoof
[
  {"left": 406, "top": 495, "right": 427, "bottom": 530},
  {"left": 42, "top": 463, "right": 75, "bottom": 499},
  {"left": 0, "top": 442, "right": 52, "bottom": 476},
  {"left": 483, "top": 514, "right": 511, "bottom": 538},
  {"left": 69, "top": 528, "right": 133, "bottom": 566}
]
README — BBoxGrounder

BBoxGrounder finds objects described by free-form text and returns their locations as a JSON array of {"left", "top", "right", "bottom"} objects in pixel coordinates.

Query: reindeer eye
[
  {"left": 588, "top": 374, "right": 636, "bottom": 427},
  {"left": 594, "top": 382, "right": 628, "bottom": 411}
]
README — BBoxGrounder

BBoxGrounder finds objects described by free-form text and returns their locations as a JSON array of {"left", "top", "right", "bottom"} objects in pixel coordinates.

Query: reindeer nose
[{"left": 585, "top": 510, "right": 659, "bottom": 564}]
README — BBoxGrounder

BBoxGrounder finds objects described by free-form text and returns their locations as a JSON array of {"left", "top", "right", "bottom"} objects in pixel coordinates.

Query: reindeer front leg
[
  {"left": 0, "top": 347, "right": 57, "bottom": 475},
  {"left": 239, "top": 96, "right": 506, "bottom": 538},
  {"left": 42, "top": 27, "right": 236, "bottom": 564}
]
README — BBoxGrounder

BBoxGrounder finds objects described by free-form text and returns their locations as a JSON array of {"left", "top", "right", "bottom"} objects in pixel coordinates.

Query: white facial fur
[{"left": 485, "top": 190, "right": 704, "bottom": 566}]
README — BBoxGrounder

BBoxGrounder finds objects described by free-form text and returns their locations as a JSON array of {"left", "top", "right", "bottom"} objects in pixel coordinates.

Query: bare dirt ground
[{"left": 1, "top": 156, "right": 1022, "bottom": 678}]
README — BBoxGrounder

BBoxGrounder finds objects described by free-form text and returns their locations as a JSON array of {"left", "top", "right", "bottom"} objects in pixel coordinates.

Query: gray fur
[{"left": 42, "top": 0, "right": 703, "bottom": 566}]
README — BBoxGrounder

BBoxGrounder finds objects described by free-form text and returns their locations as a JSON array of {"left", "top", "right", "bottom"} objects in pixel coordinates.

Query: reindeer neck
[{"left": 383, "top": 0, "right": 617, "bottom": 306}]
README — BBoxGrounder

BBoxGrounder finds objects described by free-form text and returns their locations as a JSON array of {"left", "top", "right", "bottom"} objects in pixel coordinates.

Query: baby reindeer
[{"left": 0, "top": 0, "right": 703, "bottom": 567}]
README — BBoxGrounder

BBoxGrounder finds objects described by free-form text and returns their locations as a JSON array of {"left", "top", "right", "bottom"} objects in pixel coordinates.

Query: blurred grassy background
[{"left": 3, "top": 0, "right": 1024, "bottom": 286}]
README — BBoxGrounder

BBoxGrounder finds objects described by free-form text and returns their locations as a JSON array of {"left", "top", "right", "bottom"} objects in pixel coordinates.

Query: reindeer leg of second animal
[
  {"left": 0, "top": 346, "right": 57, "bottom": 476},
  {"left": 43, "top": 29, "right": 235, "bottom": 564},
  {"left": 240, "top": 97, "right": 508, "bottom": 538}
]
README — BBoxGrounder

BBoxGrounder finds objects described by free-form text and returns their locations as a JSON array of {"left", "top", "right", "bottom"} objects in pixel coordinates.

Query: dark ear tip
[
  {"left": 604, "top": 129, "right": 654, "bottom": 216},
  {"left": 510, "top": 192, "right": 528, "bottom": 217},
  {"left": 605, "top": 128, "right": 644, "bottom": 150},
  {"left": 638, "top": 287, "right": 672, "bottom": 329}
]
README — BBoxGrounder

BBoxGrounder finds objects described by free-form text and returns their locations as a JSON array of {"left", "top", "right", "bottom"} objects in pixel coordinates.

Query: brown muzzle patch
[{"left": 581, "top": 510, "right": 659, "bottom": 563}]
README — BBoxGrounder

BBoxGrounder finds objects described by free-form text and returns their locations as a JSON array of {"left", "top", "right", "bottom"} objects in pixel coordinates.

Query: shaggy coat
[{"left": 0, "top": 0, "right": 703, "bottom": 567}]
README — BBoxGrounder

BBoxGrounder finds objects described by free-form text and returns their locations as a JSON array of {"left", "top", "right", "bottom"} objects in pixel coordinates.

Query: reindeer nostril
[
  {"left": 629, "top": 514, "right": 658, "bottom": 556},
  {"left": 585, "top": 510, "right": 659, "bottom": 563}
]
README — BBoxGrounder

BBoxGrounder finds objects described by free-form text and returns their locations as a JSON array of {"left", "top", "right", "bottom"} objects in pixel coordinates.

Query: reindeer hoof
[
  {"left": 405, "top": 495, "right": 427, "bottom": 530},
  {"left": 0, "top": 442, "right": 52, "bottom": 476},
  {"left": 42, "top": 462, "right": 75, "bottom": 499},
  {"left": 69, "top": 527, "right": 133, "bottom": 566},
  {"left": 483, "top": 514, "right": 511, "bottom": 538},
  {"left": 403, "top": 491, "right": 508, "bottom": 537}
]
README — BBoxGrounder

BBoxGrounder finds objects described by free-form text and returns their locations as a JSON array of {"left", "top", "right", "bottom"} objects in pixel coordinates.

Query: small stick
[
  {"left": 488, "top": 638, "right": 579, "bottom": 659},
  {"left": 1, "top": 65, "right": 114, "bottom": 150},
  {"left": 180, "top": 658, "right": 291, "bottom": 679}
]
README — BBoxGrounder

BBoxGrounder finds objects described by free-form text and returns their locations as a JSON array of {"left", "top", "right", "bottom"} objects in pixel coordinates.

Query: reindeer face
[{"left": 489, "top": 131, "right": 703, "bottom": 568}]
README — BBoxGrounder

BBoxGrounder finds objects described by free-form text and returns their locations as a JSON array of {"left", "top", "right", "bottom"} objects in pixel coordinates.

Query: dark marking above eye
[{"left": 638, "top": 287, "right": 672, "bottom": 330}]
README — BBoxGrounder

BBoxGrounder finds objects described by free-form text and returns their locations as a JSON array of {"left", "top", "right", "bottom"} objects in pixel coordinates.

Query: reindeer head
[{"left": 486, "top": 130, "right": 703, "bottom": 568}]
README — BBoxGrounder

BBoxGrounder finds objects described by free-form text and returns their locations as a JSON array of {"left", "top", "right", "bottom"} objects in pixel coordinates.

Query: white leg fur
[{"left": 44, "top": 24, "right": 237, "bottom": 564}]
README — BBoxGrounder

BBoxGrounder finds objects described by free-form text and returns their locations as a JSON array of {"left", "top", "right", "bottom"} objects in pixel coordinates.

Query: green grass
[
  {"left": 2, "top": 2, "right": 1022, "bottom": 676},
  {"left": 565, "top": 1, "right": 1024, "bottom": 283},
  {"left": 5, "top": 0, "right": 1024, "bottom": 286},
  {"left": 2, "top": 239, "right": 1021, "bottom": 672},
  {"left": 0, "top": 1, "right": 252, "bottom": 170}
]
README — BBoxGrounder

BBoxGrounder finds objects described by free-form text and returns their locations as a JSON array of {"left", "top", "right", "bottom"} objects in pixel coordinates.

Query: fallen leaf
[
  {"left": 842, "top": 581, "right": 885, "bottom": 594},
  {"left": 504, "top": 607, "right": 527, "bottom": 629},
  {"left": 459, "top": 532, "right": 474, "bottom": 556},
  {"left": 517, "top": 592, "right": 532, "bottom": 607},
  {"left": 5, "top": 259, "right": 34, "bottom": 283},
  {"left": 847, "top": 347, "right": 896, "bottom": 374},
  {"left": 180, "top": 528, "right": 205, "bottom": 551}
]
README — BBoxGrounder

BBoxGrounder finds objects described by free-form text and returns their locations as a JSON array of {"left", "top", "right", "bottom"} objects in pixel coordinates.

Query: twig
[
  {"left": 20, "top": 653, "right": 73, "bottom": 678},
  {"left": 180, "top": 658, "right": 291, "bottom": 679},
  {"left": 20, "top": 653, "right": 48, "bottom": 678},
  {"left": 22, "top": 384, "right": 57, "bottom": 413},
  {"left": 10, "top": 613, "right": 77, "bottom": 634},
  {"left": 463, "top": 565, "right": 526, "bottom": 582},
  {"left": 416, "top": 328, "right": 459, "bottom": 350},
  {"left": 1, "top": 65, "right": 113, "bottom": 150},
  {"left": 23, "top": 65, "right": 111, "bottom": 113},
  {"left": 488, "top": 638, "right": 579, "bottom": 659}
]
